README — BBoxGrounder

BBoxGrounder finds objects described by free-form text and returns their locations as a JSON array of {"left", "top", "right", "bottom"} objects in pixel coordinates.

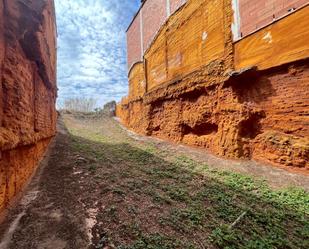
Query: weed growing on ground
[
  {"left": 64, "top": 115, "right": 309, "bottom": 249},
  {"left": 119, "top": 233, "right": 195, "bottom": 249}
]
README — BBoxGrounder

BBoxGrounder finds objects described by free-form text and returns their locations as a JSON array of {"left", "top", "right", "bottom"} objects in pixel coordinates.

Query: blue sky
[{"left": 55, "top": 0, "right": 140, "bottom": 107}]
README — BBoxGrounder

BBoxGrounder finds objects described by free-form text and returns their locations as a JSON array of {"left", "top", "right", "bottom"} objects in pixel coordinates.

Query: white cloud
[{"left": 55, "top": 0, "right": 140, "bottom": 107}]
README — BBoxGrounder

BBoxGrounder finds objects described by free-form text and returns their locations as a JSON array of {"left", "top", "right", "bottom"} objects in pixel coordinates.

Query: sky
[{"left": 55, "top": 0, "right": 140, "bottom": 107}]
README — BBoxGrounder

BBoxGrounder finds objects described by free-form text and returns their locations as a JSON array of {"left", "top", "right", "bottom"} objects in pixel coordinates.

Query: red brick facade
[
  {"left": 126, "top": 0, "right": 187, "bottom": 71},
  {"left": 127, "top": 12, "right": 142, "bottom": 71},
  {"left": 239, "top": 0, "right": 308, "bottom": 36},
  {"left": 170, "top": 0, "right": 186, "bottom": 14},
  {"left": 127, "top": 0, "right": 309, "bottom": 71},
  {"left": 142, "top": 0, "right": 167, "bottom": 53},
  {"left": 120, "top": 0, "right": 309, "bottom": 170}
]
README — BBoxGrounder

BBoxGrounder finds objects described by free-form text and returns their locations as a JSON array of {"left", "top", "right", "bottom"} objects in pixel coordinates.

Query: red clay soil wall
[
  {"left": 117, "top": 0, "right": 309, "bottom": 170},
  {"left": 0, "top": 0, "right": 57, "bottom": 213},
  {"left": 0, "top": 139, "right": 50, "bottom": 212},
  {"left": 118, "top": 61, "right": 309, "bottom": 169},
  {"left": 128, "top": 62, "right": 146, "bottom": 100}
]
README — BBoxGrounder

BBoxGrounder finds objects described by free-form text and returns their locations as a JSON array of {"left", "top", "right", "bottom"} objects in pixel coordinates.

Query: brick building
[{"left": 118, "top": 0, "right": 309, "bottom": 169}]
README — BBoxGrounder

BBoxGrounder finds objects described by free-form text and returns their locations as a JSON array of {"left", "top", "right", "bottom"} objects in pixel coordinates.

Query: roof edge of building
[{"left": 126, "top": 0, "right": 148, "bottom": 33}]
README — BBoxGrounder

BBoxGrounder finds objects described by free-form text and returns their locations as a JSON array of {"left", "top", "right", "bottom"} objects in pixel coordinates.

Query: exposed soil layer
[
  {"left": 0, "top": 0, "right": 57, "bottom": 212},
  {"left": 0, "top": 138, "right": 51, "bottom": 214},
  {"left": 0, "top": 114, "right": 308, "bottom": 249},
  {"left": 117, "top": 60, "right": 309, "bottom": 170},
  {"left": 118, "top": 1, "right": 309, "bottom": 171}
]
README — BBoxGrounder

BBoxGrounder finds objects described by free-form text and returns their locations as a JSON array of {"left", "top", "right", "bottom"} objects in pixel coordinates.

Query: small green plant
[
  {"left": 88, "top": 164, "right": 97, "bottom": 172},
  {"left": 121, "top": 233, "right": 195, "bottom": 249},
  {"left": 210, "top": 225, "right": 242, "bottom": 248},
  {"left": 62, "top": 114, "right": 309, "bottom": 249},
  {"left": 167, "top": 187, "right": 189, "bottom": 202},
  {"left": 152, "top": 192, "right": 172, "bottom": 205},
  {"left": 112, "top": 188, "right": 126, "bottom": 197},
  {"left": 106, "top": 206, "right": 117, "bottom": 219}
]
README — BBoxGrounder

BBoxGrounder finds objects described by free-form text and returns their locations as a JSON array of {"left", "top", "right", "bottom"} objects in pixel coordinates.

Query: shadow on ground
[
  {"left": 0, "top": 114, "right": 308, "bottom": 249},
  {"left": 64, "top": 115, "right": 309, "bottom": 249}
]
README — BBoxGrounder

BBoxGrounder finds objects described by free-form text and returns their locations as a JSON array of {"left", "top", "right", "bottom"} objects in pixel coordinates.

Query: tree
[{"left": 62, "top": 97, "right": 97, "bottom": 112}]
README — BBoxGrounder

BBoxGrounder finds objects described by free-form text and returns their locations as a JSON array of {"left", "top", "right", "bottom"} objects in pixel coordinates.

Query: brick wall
[
  {"left": 142, "top": 0, "right": 167, "bottom": 53},
  {"left": 170, "top": 0, "right": 186, "bottom": 14},
  {"left": 235, "top": 5, "right": 309, "bottom": 70},
  {"left": 126, "top": 0, "right": 309, "bottom": 71},
  {"left": 128, "top": 62, "right": 146, "bottom": 99},
  {"left": 119, "top": 0, "right": 309, "bottom": 170},
  {"left": 126, "top": 0, "right": 188, "bottom": 72},
  {"left": 239, "top": 0, "right": 308, "bottom": 37},
  {"left": 145, "top": 0, "right": 229, "bottom": 91},
  {"left": 127, "top": 13, "right": 142, "bottom": 71}
]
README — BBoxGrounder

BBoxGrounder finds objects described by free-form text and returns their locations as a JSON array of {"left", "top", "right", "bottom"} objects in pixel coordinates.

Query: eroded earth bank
[
  {"left": 0, "top": 0, "right": 57, "bottom": 214},
  {"left": 117, "top": 0, "right": 309, "bottom": 171},
  {"left": 0, "top": 113, "right": 308, "bottom": 249}
]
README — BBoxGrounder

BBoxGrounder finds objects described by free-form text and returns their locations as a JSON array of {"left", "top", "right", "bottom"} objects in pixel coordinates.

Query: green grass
[
  {"left": 64, "top": 116, "right": 309, "bottom": 249},
  {"left": 121, "top": 235, "right": 195, "bottom": 249}
]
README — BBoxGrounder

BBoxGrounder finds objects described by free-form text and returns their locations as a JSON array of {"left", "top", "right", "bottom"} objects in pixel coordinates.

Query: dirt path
[
  {"left": 0, "top": 113, "right": 308, "bottom": 249},
  {"left": 116, "top": 118, "right": 309, "bottom": 191},
  {"left": 0, "top": 119, "right": 89, "bottom": 249}
]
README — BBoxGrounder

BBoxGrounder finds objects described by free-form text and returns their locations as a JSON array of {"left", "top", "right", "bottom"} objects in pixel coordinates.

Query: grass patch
[
  {"left": 63, "top": 114, "right": 309, "bottom": 249},
  {"left": 120, "top": 233, "right": 195, "bottom": 249}
]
